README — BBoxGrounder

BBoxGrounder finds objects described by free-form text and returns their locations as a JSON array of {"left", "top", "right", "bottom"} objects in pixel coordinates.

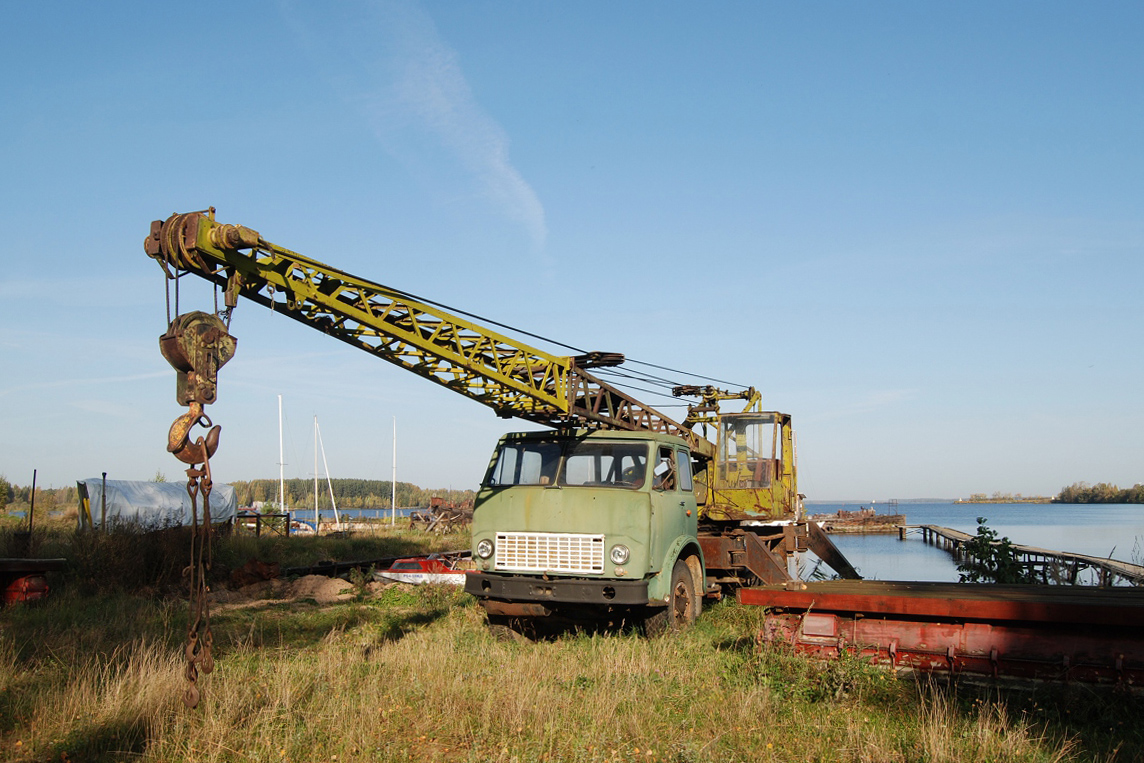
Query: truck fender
[{"left": 646, "top": 536, "right": 705, "bottom": 604}]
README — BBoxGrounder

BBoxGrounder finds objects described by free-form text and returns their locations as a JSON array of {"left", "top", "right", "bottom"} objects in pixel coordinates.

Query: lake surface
[
  {"left": 806, "top": 502, "right": 1144, "bottom": 582},
  {"left": 296, "top": 507, "right": 417, "bottom": 522},
  {"left": 299, "top": 501, "right": 1144, "bottom": 584}
]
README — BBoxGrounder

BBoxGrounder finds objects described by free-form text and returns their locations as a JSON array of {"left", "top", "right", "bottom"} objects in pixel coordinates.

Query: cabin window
[
  {"left": 487, "top": 441, "right": 562, "bottom": 486},
  {"left": 653, "top": 446, "right": 677, "bottom": 491},
  {"left": 560, "top": 441, "right": 648, "bottom": 489},
  {"left": 717, "top": 414, "right": 777, "bottom": 489},
  {"left": 676, "top": 450, "right": 693, "bottom": 492}
]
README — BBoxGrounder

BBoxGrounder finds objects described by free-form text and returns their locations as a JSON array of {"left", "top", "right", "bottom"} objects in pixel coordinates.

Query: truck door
[{"left": 649, "top": 445, "right": 696, "bottom": 573}]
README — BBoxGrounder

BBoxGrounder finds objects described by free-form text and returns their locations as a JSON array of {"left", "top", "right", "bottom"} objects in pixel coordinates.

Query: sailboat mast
[
  {"left": 278, "top": 394, "right": 285, "bottom": 514},
  {"left": 391, "top": 416, "right": 397, "bottom": 526},
  {"left": 314, "top": 415, "right": 319, "bottom": 532},
  {"left": 316, "top": 419, "right": 341, "bottom": 529}
]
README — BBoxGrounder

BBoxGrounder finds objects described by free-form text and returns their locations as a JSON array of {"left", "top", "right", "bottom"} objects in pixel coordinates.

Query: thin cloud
[
  {"left": 0, "top": 372, "right": 169, "bottom": 398},
  {"left": 284, "top": 0, "right": 547, "bottom": 249},
  {"left": 0, "top": 275, "right": 158, "bottom": 307},
  {"left": 67, "top": 398, "right": 145, "bottom": 419},
  {"left": 390, "top": 22, "right": 547, "bottom": 248},
  {"left": 808, "top": 388, "right": 918, "bottom": 423}
]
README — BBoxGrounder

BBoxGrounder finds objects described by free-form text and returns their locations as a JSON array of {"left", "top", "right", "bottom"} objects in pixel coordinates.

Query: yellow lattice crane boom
[{"left": 145, "top": 208, "right": 714, "bottom": 459}]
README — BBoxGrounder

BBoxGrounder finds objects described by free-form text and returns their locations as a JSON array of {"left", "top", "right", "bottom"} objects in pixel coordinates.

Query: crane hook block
[{"left": 160, "top": 311, "right": 237, "bottom": 406}]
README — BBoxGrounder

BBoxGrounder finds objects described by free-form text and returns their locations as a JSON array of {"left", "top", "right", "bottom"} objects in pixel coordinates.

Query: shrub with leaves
[{"left": 958, "top": 517, "right": 1037, "bottom": 584}]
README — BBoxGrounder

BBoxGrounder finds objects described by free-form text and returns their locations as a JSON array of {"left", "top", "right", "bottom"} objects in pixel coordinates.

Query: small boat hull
[
  {"left": 372, "top": 554, "right": 470, "bottom": 586},
  {"left": 373, "top": 570, "right": 467, "bottom": 586}
]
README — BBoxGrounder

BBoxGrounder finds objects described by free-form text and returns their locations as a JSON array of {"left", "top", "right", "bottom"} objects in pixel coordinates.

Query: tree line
[
  {"left": 221, "top": 478, "right": 474, "bottom": 510},
  {"left": 961, "top": 492, "right": 1049, "bottom": 503},
  {"left": 1054, "top": 482, "right": 1144, "bottom": 504},
  {"left": 0, "top": 477, "right": 76, "bottom": 511},
  {"left": 0, "top": 475, "right": 473, "bottom": 513}
]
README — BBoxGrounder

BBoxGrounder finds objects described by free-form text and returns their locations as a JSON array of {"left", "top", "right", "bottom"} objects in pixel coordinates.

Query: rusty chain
[
  {"left": 165, "top": 396, "right": 224, "bottom": 709},
  {"left": 159, "top": 317, "right": 233, "bottom": 710},
  {"left": 181, "top": 452, "right": 215, "bottom": 709},
  {"left": 153, "top": 213, "right": 238, "bottom": 710}
]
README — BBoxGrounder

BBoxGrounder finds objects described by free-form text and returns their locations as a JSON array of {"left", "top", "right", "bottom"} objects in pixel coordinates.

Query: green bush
[{"left": 957, "top": 517, "right": 1037, "bottom": 584}]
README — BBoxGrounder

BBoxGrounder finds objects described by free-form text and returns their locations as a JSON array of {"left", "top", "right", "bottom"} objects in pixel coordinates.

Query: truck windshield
[
  {"left": 486, "top": 439, "right": 649, "bottom": 489},
  {"left": 487, "top": 441, "right": 562, "bottom": 486},
  {"left": 559, "top": 441, "right": 647, "bottom": 489}
]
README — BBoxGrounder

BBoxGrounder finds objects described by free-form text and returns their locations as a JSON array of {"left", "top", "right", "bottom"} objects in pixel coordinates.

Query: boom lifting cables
[{"left": 383, "top": 283, "right": 750, "bottom": 392}]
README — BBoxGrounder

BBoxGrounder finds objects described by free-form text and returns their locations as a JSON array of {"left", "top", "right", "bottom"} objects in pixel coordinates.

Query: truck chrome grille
[{"left": 495, "top": 532, "right": 605, "bottom": 574}]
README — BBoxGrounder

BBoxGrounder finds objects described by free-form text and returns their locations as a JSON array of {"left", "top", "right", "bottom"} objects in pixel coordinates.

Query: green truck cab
[{"left": 465, "top": 429, "right": 705, "bottom": 633}]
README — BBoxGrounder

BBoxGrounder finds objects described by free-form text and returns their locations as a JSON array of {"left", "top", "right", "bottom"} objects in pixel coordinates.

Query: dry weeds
[
  {"left": 0, "top": 524, "right": 1126, "bottom": 762},
  {"left": 1, "top": 583, "right": 1105, "bottom": 763}
]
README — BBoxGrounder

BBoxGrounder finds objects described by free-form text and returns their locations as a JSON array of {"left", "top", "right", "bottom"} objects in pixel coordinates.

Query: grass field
[{"left": 0, "top": 522, "right": 1139, "bottom": 762}]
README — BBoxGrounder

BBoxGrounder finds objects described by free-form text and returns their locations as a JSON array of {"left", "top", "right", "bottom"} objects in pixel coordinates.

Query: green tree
[
  {"left": 0, "top": 475, "right": 9, "bottom": 508},
  {"left": 957, "top": 517, "right": 1037, "bottom": 584}
]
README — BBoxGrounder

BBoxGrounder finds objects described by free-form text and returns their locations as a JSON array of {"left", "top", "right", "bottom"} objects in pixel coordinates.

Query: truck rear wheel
[{"left": 644, "top": 559, "right": 697, "bottom": 636}]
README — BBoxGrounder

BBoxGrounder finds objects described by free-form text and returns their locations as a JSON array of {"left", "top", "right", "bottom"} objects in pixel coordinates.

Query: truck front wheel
[
  {"left": 486, "top": 614, "right": 534, "bottom": 642},
  {"left": 644, "top": 559, "right": 697, "bottom": 636}
]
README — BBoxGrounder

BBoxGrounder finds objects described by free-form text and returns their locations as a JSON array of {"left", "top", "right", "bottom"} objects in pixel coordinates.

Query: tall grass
[
  {"left": 0, "top": 524, "right": 1134, "bottom": 761},
  {"left": 4, "top": 594, "right": 1121, "bottom": 762},
  {"left": 0, "top": 517, "right": 462, "bottom": 595}
]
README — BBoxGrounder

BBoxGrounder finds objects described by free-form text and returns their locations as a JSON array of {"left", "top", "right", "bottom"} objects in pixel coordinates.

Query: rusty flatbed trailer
[{"left": 740, "top": 580, "right": 1144, "bottom": 686}]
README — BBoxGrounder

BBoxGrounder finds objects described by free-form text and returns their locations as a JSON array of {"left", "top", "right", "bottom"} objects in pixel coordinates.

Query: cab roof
[{"left": 501, "top": 428, "right": 698, "bottom": 449}]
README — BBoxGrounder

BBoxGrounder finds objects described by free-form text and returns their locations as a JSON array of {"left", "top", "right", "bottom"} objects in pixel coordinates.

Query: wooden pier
[{"left": 899, "top": 524, "right": 1144, "bottom": 587}]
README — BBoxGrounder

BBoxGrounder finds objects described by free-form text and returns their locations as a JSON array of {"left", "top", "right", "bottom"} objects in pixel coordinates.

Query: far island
[
  {"left": 955, "top": 493, "right": 1051, "bottom": 504},
  {"left": 955, "top": 483, "right": 1144, "bottom": 504}
]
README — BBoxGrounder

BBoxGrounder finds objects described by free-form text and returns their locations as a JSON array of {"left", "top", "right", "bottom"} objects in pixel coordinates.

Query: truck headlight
[
  {"left": 476, "top": 539, "right": 494, "bottom": 559},
  {"left": 610, "top": 544, "right": 630, "bottom": 565}
]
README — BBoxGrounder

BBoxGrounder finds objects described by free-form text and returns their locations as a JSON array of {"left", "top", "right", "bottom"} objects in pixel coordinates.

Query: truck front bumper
[{"left": 465, "top": 572, "right": 649, "bottom": 606}]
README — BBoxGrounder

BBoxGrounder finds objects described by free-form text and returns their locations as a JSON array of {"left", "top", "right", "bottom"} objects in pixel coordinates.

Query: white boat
[{"left": 372, "top": 554, "right": 470, "bottom": 586}]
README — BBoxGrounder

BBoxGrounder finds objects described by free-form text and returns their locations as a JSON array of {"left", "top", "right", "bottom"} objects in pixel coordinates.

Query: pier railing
[{"left": 899, "top": 524, "right": 1144, "bottom": 587}]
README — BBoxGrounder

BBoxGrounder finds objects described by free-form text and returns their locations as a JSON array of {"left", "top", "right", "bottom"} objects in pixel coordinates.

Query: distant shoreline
[{"left": 953, "top": 497, "right": 1052, "bottom": 504}]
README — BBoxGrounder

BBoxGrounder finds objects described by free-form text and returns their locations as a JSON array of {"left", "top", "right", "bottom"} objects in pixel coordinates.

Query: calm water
[
  {"left": 293, "top": 507, "right": 417, "bottom": 522},
  {"left": 301, "top": 502, "right": 1144, "bottom": 583},
  {"left": 806, "top": 502, "right": 1144, "bottom": 582}
]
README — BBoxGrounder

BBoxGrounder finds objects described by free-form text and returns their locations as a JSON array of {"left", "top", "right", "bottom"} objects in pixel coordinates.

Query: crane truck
[{"left": 145, "top": 208, "right": 858, "bottom": 636}]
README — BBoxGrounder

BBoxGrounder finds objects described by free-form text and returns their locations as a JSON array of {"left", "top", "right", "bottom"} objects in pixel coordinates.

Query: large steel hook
[{"left": 167, "top": 402, "right": 221, "bottom": 465}]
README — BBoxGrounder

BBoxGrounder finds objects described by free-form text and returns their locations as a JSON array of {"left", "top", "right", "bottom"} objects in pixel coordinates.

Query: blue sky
[{"left": 1, "top": 1, "right": 1140, "bottom": 500}]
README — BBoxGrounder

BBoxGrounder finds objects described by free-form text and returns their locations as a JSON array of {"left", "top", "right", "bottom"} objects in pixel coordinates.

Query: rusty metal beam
[
  {"left": 698, "top": 532, "right": 791, "bottom": 584},
  {"left": 741, "top": 580, "right": 1144, "bottom": 686},
  {"left": 805, "top": 520, "right": 861, "bottom": 580}
]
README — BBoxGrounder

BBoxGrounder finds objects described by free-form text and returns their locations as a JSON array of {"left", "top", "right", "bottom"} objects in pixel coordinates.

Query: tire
[
  {"left": 644, "top": 559, "right": 697, "bottom": 636},
  {"left": 486, "top": 614, "right": 533, "bottom": 642}
]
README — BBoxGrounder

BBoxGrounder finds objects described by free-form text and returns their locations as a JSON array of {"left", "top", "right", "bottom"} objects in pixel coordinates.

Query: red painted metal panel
[
  {"left": 3, "top": 574, "right": 49, "bottom": 605},
  {"left": 739, "top": 580, "right": 1144, "bottom": 626},
  {"left": 744, "top": 581, "right": 1144, "bottom": 686}
]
